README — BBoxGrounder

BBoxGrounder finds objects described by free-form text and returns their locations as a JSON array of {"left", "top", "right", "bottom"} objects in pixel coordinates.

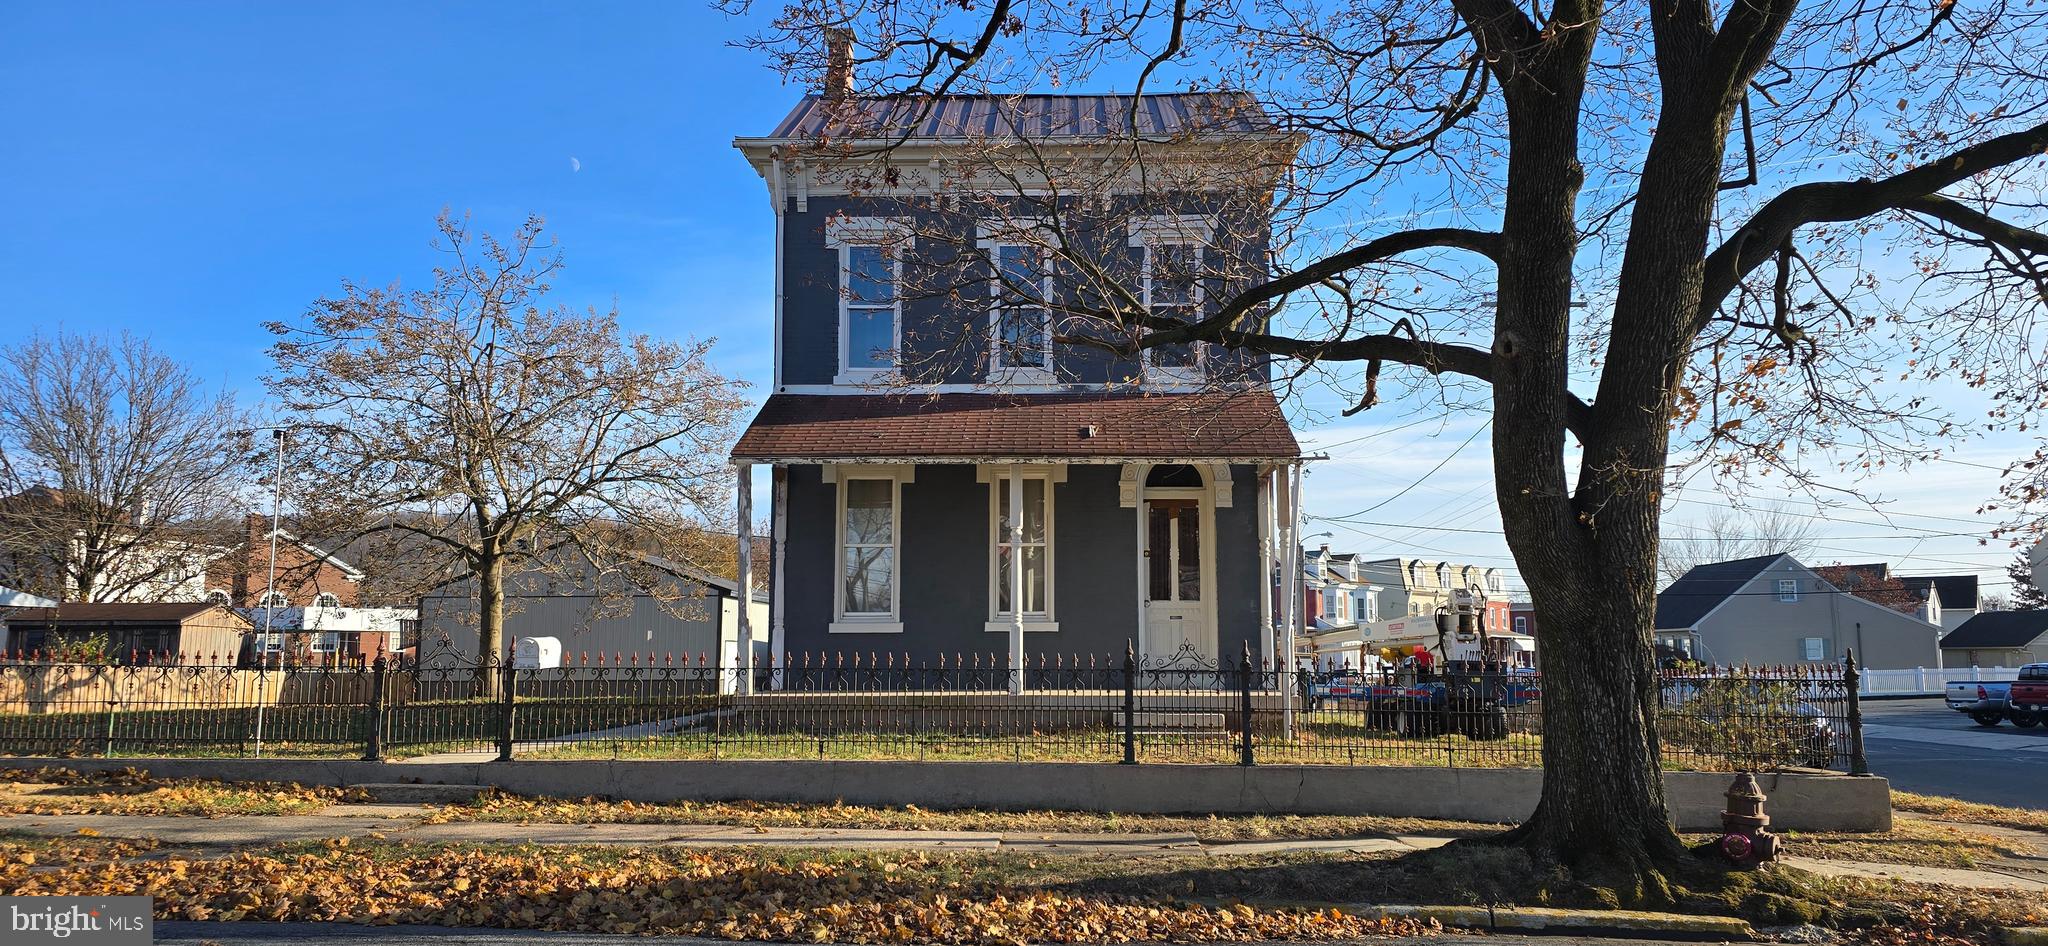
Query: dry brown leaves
[
  {"left": 424, "top": 790, "right": 1478, "bottom": 842},
  {"left": 0, "top": 843, "right": 1438, "bottom": 943},
  {"left": 0, "top": 766, "right": 368, "bottom": 816}
]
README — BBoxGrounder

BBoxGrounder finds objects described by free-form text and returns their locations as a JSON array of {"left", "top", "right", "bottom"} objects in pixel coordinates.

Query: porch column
[
  {"left": 771, "top": 465, "right": 788, "bottom": 690},
  {"left": 736, "top": 462, "right": 753, "bottom": 696},
  {"left": 1285, "top": 461, "right": 1305, "bottom": 674},
  {"left": 1258, "top": 466, "right": 1274, "bottom": 663},
  {"left": 1008, "top": 463, "right": 1026, "bottom": 695}
]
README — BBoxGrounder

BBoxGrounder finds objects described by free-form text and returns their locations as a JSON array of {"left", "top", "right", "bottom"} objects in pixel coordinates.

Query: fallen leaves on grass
[
  {"left": 0, "top": 766, "right": 368, "bottom": 817},
  {"left": 0, "top": 844, "right": 1439, "bottom": 943},
  {"left": 1890, "top": 791, "right": 2048, "bottom": 834},
  {"left": 0, "top": 836, "right": 161, "bottom": 869},
  {"left": 426, "top": 790, "right": 1492, "bottom": 842}
]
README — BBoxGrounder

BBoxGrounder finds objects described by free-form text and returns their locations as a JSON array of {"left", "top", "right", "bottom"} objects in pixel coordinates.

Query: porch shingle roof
[{"left": 733, "top": 391, "right": 1300, "bottom": 462}]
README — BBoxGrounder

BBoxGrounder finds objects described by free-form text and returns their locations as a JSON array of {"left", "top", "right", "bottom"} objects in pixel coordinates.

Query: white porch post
[
  {"left": 770, "top": 465, "right": 788, "bottom": 690},
  {"left": 735, "top": 462, "right": 754, "bottom": 696},
  {"left": 1286, "top": 461, "right": 1305, "bottom": 672},
  {"left": 1257, "top": 466, "right": 1274, "bottom": 664},
  {"left": 1008, "top": 463, "right": 1026, "bottom": 695}
]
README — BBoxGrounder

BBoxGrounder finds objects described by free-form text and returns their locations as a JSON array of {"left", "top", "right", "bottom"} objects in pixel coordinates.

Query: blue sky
[{"left": 3, "top": 3, "right": 2029, "bottom": 601}]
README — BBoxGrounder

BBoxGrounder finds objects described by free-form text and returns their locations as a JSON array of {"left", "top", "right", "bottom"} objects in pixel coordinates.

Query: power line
[{"left": 1318, "top": 420, "right": 1492, "bottom": 521}]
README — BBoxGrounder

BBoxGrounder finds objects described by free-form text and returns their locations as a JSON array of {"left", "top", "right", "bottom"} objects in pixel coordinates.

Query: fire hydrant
[{"left": 1718, "top": 772, "right": 1780, "bottom": 867}]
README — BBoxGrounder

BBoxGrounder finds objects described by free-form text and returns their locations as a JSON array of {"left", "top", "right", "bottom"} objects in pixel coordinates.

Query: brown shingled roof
[
  {"left": 733, "top": 392, "right": 1300, "bottom": 461},
  {"left": 1, "top": 603, "right": 246, "bottom": 625}
]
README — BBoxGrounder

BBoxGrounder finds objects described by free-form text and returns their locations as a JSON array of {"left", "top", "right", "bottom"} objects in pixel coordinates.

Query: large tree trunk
[
  {"left": 476, "top": 551, "right": 505, "bottom": 699},
  {"left": 1479, "top": 3, "right": 1695, "bottom": 886},
  {"left": 1501, "top": 545, "right": 1691, "bottom": 891}
]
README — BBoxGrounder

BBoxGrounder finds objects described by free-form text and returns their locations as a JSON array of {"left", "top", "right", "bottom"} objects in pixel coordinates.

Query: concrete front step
[{"left": 346, "top": 782, "right": 490, "bottom": 805}]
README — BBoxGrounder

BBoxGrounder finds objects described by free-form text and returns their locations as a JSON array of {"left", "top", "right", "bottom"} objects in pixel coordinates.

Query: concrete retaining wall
[{"left": 5, "top": 757, "right": 1891, "bottom": 832}]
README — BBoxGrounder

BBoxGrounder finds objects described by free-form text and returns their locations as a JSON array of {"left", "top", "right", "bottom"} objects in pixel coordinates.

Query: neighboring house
[
  {"left": 1356, "top": 558, "right": 1510, "bottom": 628},
  {"left": 414, "top": 554, "right": 769, "bottom": 668},
  {"left": 0, "top": 586, "right": 56, "bottom": 609},
  {"left": 240, "top": 603, "right": 417, "bottom": 664},
  {"left": 1, "top": 602, "right": 252, "bottom": 664},
  {"left": 204, "top": 515, "right": 364, "bottom": 608},
  {"left": 729, "top": 86, "right": 1303, "bottom": 668},
  {"left": 1938, "top": 611, "right": 2048, "bottom": 667},
  {"left": 0, "top": 487, "right": 227, "bottom": 603},
  {"left": 1297, "top": 546, "right": 1382, "bottom": 671},
  {"left": 1825, "top": 563, "right": 1979, "bottom": 630},
  {"left": 1508, "top": 601, "right": 1538, "bottom": 640},
  {"left": 1655, "top": 554, "right": 1946, "bottom": 669}
]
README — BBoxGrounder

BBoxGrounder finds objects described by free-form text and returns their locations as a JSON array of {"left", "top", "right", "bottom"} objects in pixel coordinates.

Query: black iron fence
[{"left": 0, "top": 649, "right": 1866, "bottom": 772}]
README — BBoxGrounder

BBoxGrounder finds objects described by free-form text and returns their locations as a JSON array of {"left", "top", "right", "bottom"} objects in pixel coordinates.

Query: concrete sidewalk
[
  {"left": 6, "top": 807, "right": 2046, "bottom": 895},
  {"left": 1, "top": 807, "right": 1453, "bottom": 857}
]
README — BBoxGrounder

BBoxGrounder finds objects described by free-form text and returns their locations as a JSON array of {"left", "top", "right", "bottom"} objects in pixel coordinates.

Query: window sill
[
  {"left": 830, "top": 619, "right": 904, "bottom": 634},
  {"left": 983, "top": 620, "right": 1061, "bottom": 634},
  {"left": 986, "top": 367, "right": 1055, "bottom": 387},
  {"left": 1144, "top": 366, "right": 1206, "bottom": 388},
  {"left": 833, "top": 370, "right": 899, "bottom": 386}
]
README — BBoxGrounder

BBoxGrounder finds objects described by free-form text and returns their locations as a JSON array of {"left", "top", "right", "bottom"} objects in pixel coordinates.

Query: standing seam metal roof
[{"left": 765, "top": 92, "right": 1278, "bottom": 140}]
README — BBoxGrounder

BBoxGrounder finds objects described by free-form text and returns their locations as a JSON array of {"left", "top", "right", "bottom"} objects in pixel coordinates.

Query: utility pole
[{"left": 253, "top": 427, "right": 285, "bottom": 757}]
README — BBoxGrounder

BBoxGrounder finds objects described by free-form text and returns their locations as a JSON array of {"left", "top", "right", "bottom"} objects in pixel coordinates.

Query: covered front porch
[{"left": 727, "top": 392, "right": 1306, "bottom": 693}]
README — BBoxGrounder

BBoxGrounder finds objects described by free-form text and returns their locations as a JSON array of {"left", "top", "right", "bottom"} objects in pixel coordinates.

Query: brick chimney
[{"left": 822, "top": 27, "right": 855, "bottom": 101}]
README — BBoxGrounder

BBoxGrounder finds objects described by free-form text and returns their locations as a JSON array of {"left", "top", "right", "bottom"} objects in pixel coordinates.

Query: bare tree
[
  {"left": 729, "top": 0, "right": 2048, "bottom": 886},
  {"left": 0, "top": 333, "right": 248, "bottom": 603},
  {"left": 265, "top": 213, "right": 750, "bottom": 689},
  {"left": 1658, "top": 505, "right": 1819, "bottom": 584}
]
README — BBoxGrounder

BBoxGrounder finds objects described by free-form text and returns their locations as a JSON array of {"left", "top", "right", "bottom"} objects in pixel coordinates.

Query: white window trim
[
  {"left": 828, "top": 463, "right": 914, "bottom": 634},
  {"left": 1128, "top": 216, "right": 1212, "bottom": 386},
  {"left": 1800, "top": 637, "right": 1826, "bottom": 661},
  {"left": 1513, "top": 615, "right": 1528, "bottom": 634},
  {"left": 978, "top": 464, "right": 1065, "bottom": 633},
  {"left": 825, "top": 218, "right": 914, "bottom": 385},
  {"left": 975, "top": 234, "right": 1056, "bottom": 385},
  {"left": 1777, "top": 579, "right": 1800, "bottom": 602}
]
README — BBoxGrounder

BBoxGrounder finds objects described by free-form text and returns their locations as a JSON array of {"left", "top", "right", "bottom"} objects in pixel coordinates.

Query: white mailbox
[{"left": 512, "top": 636, "right": 562, "bottom": 669}]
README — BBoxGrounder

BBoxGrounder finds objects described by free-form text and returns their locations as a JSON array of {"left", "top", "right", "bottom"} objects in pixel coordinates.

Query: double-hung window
[
  {"left": 1777, "top": 579, "right": 1800, "bottom": 602},
  {"left": 983, "top": 466, "right": 1059, "bottom": 632},
  {"left": 826, "top": 218, "right": 912, "bottom": 384},
  {"left": 831, "top": 466, "right": 910, "bottom": 633},
  {"left": 990, "top": 244, "right": 1052, "bottom": 377},
  {"left": 1129, "top": 216, "right": 1212, "bottom": 382}
]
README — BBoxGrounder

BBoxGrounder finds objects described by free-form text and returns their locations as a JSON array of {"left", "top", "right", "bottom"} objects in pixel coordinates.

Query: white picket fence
[{"left": 1858, "top": 666, "right": 2021, "bottom": 696}]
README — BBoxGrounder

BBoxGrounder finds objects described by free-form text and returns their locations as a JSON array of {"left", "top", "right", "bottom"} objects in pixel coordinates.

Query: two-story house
[
  {"left": 728, "top": 82, "right": 1305, "bottom": 682},
  {"left": 1297, "top": 545, "right": 1384, "bottom": 671},
  {"left": 1655, "top": 554, "right": 1946, "bottom": 669}
]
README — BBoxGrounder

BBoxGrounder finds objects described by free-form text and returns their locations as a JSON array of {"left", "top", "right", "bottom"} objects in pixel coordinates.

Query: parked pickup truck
[
  {"left": 2006, "top": 663, "right": 2048, "bottom": 727},
  {"left": 1946, "top": 680, "right": 2016, "bottom": 727}
]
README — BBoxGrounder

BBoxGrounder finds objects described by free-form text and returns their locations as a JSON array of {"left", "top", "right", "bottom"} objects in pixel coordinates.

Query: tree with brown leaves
[
  {"left": 266, "top": 213, "right": 750, "bottom": 691},
  {"left": 727, "top": 0, "right": 2048, "bottom": 890}
]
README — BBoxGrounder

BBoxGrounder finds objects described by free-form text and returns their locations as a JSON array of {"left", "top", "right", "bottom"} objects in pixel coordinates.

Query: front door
[{"left": 1143, "top": 498, "right": 1211, "bottom": 661}]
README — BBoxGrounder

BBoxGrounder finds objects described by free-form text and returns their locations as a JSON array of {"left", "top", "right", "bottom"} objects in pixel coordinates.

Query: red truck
[{"left": 2008, "top": 663, "right": 2048, "bottom": 720}]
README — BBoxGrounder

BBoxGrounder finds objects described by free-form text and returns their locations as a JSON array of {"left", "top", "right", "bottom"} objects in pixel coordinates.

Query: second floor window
[
  {"left": 1778, "top": 579, "right": 1800, "bottom": 602},
  {"left": 1144, "top": 242, "right": 1202, "bottom": 371},
  {"left": 991, "top": 245, "right": 1051, "bottom": 372},
  {"left": 843, "top": 245, "right": 898, "bottom": 373}
]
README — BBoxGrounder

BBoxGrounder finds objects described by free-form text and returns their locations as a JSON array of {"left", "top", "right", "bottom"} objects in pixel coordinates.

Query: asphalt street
[
  {"left": 1857, "top": 696, "right": 2048, "bottom": 809},
  {"left": 152, "top": 923, "right": 1745, "bottom": 946}
]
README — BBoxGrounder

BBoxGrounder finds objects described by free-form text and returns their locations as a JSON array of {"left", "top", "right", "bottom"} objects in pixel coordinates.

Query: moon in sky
[{"left": 570, "top": 157, "right": 582, "bottom": 173}]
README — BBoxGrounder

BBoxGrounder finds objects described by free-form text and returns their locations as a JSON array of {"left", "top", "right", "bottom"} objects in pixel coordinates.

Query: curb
[
  {"left": 2007, "top": 928, "right": 2048, "bottom": 946},
  {"left": 1357, "top": 904, "right": 1755, "bottom": 941}
]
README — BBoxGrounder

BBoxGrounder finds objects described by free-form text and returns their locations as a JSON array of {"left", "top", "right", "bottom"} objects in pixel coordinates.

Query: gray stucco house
[
  {"left": 414, "top": 556, "right": 768, "bottom": 668},
  {"left": 728, "top": 90, "right": 1305, "bottom": 678},
  {"left": 1655, "top": 554, "right": 1946, "bottom": 669}
]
